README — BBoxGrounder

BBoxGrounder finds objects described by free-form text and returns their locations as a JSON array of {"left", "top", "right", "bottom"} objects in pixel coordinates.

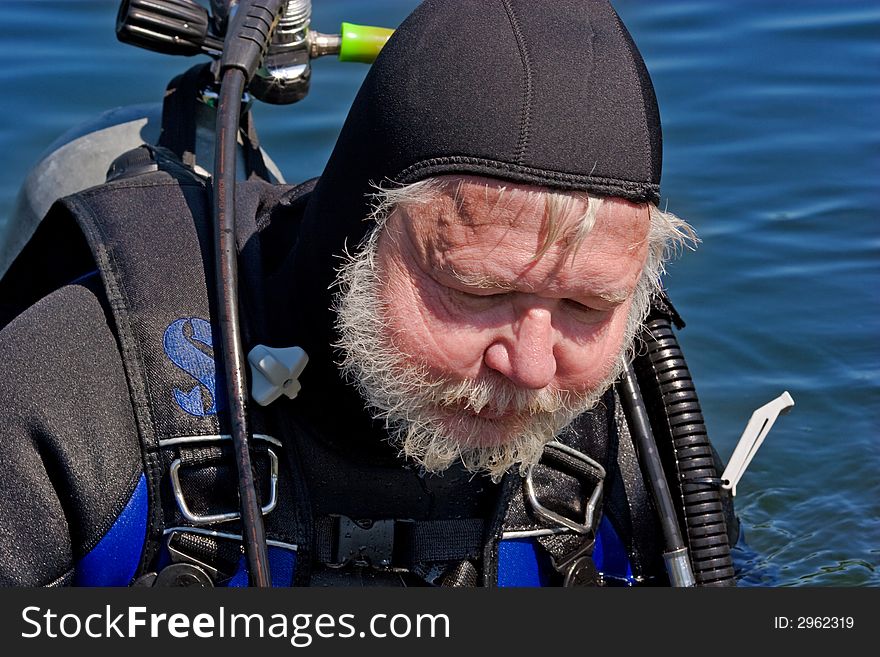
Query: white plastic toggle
[
  {"left": 721, "top": 391, "right": 795, "bottom": 496},
  {"left": 247, "top": 345, "right": 308, "bottom": 406}
]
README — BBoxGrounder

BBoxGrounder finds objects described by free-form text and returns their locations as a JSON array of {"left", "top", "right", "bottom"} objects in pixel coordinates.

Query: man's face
[{"left": 335, "top": 176, "right": 650, "bottom": 478}]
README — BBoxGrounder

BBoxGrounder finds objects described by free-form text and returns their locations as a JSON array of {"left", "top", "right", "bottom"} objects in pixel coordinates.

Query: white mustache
[{"left": 429, "top": 376, "right": 574, "bottom": 417}]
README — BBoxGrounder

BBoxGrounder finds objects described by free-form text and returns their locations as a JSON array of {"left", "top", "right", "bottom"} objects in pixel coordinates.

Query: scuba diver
[{"left": 0, "top": 0, "right": 739, "bottom": 587}]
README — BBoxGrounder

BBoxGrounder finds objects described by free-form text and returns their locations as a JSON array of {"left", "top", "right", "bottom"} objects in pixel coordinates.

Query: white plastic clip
[
  {"left": 247, "top": 345, "right": 308, "bottom": 406},
  {"left": 721, "top": 391, "right": 795, "bottom": 496}
]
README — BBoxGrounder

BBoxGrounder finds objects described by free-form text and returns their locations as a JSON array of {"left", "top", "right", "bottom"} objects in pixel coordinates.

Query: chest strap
[
  {"left": 527, "top": 441, "right": 605, "bottom": 585},
  {"left": 498, "top": 394, "right": 614, "bottom": 586},
  {"left": 314, "top": 516, "right": 485, "bottom": 570}
]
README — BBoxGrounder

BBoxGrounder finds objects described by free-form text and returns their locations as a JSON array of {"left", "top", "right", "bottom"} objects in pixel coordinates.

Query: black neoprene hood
[
  {"left": 389, "top": 0, "right": 662, "bottom": 200},
  {"left": 287, "top": 0, "right": 663, "bottom": 398},
  {"left": 315, "top": 0, "right": 660, "bottom": 204},
  {"left": 301, "top": 0, "right": 662, "bottom": 266}
]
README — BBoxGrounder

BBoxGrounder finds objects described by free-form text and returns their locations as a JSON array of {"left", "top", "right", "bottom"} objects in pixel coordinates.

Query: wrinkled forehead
[
  {"left": 426, "top": 175, "right": 585, "bottom": 228},
  {"left": 395, "top": 175, "right": 649, "bottom": 248}
]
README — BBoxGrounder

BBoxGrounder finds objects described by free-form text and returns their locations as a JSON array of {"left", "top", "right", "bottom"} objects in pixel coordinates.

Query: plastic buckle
[
  {"left": 331, "top": 515, "right": 398, "bottom": 568},
  {"left": 164, "top": 434, "right": 280, "bottom": 526},
  {"left": 165, "top": 530, "right": 221, "bottom": 580},
  {"left": 524, "top": 440, "right": 606, "bottom": 536}
]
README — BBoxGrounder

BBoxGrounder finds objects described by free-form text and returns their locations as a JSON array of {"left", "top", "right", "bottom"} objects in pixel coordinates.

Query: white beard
[{"left": 333, "top": 229, "right": 639, "bottom": 481}]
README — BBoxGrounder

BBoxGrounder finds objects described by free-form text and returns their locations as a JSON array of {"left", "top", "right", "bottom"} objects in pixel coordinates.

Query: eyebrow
[
  {"left": 444, "top": 266, "right": 517, "bottom": 291},
  {"left": 596, "top": 289, "right": 630, "bottom": 305},
  {"left": 441, "top": 265, "right": 631, "bottom": 305}
]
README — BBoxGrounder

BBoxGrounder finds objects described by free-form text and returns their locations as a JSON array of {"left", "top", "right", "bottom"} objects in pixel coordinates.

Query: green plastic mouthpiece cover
[{"left": 339, "top": 22, "right": 394, "bottom": 63}]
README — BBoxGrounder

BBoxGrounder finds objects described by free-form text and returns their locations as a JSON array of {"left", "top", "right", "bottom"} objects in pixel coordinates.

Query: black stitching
[
  {"left": 396, "top": 156, "right": 660, "bottom": 203},
  {"left": 65, "top": 195, "right": 167, "bottom": 575},
  {"left": 608, "top": 8, "right": 655, "bottom": 184},
  {"left": 501, "top": 0, "right": 533, "bottom": 165}
]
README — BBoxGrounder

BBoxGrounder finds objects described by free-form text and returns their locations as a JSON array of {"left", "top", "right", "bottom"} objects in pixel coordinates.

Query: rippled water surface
[{"left": 0, "top": 1, "right": 876, "bottom": 586}]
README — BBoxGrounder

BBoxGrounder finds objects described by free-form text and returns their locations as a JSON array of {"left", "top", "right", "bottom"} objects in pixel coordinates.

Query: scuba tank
[
  {"left": 1, "top": 0, "right": 390, "bottom": 278},
  {"left": 3, "top": 96, "right": 285, "bottom": 278}
]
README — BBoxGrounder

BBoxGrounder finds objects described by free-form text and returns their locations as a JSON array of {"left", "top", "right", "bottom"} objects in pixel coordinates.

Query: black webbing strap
[
  {"left": 158, "top": 63, "right": 214, "bottom": 169},
  {"left": 440, "top": 559, "right": 479, "bottom": 587},
  {"left": 157, "top": 63, "right": 271, "bottom": 182},
  {"left": 314, "top": 516, "right": 485, "bottom": 569},
  {"left": 240, "top": 111, "right": 272, "bottom": 182},
  {"left": 166, "top": 531, "right": 243, "bottom": 582},
  {"left": 531, "top": 442, "right": 605, "bottom": 586}
]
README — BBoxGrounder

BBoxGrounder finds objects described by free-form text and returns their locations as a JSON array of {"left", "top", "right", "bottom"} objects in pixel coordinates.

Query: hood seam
[
  {"left": 501, "top": 0, "right": 533, "bottom": 166},
  {"left": 609, "top": 7, "right": 657, "bottom": 188},
  {"left": 395, "top": 155, "right": 660, "bottom": 204}
]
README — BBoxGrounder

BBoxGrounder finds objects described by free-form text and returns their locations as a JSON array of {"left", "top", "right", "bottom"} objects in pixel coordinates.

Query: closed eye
[
  {"left": 446, "top": 287, "right": 512, "bottom": 308},
  {"left": 563, "top": 298, "right": 600, "bottom": 312},
  {"left": 455, "top": 288, "right": 511, "bottom": 298},
  {"left": 562, "top": 298, "right": 610, "bottom": 321}
]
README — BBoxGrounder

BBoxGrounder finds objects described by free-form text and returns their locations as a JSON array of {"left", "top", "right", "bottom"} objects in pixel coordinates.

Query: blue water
[{"left": 0, "top": 1, "right": 877, "bottom": 586}]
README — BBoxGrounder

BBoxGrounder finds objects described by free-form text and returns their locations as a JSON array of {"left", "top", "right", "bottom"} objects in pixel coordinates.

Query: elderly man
[
  {"left": 335, "top": 177, "right": 686, "bottom": 480},
  {"left": 0, "top": 0, "right": 735, "bottom": 587}
]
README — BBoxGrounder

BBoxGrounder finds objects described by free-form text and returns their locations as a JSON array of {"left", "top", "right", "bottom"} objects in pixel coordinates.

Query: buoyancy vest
[{"left": 1, "top": 146, "right": 696, "bottom": 587}]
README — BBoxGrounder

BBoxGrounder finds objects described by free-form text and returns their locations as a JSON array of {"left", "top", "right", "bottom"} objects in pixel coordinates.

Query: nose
[{"left": 484, "top": 307, "right": 557, "bottom": 389}]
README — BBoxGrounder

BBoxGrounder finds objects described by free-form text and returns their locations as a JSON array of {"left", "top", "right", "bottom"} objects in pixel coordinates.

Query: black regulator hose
[
  {"left": 213, "top": 0, "right": 286, "bottom": 587},
  {"left": 618, "top": 364, "right": 695, "bottom": 587},
  {"left": 633, "top": 314, "right": 738, "bottom": 586},
  {"left": 213, "top": 67, "right": 271, "bottom": 587}
]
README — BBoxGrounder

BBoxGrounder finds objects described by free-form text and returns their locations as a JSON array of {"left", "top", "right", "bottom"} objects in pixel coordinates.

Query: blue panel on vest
[
  {"left": 497, "top": 538, "right": 547, "bottom": 587},
  {"left": 594, "top": 515, "right": 636, "bottom": 585},
  {"left": 75, "top": 473, "right": 148, "bottom": 586},
  {"left": 227, "top": 546, "right": 297, "bottom": 587},
  {"left": 68, "top": 268, "right": 99, "bottom": 285}
]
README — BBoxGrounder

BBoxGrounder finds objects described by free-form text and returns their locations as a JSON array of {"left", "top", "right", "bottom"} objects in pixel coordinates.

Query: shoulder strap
[
  {"left": 57, "top": 151, "right": 223, "bottom": 574},
  {"left": 32, "top": 149, "right": 308, "bottom": 584}
]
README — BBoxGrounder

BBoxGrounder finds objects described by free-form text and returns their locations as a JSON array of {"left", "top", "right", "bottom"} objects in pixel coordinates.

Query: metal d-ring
[
  {"left": 524, "top": 441, "right": 605, "bottom": 535},
  {"left": 169, "top": 447, "right": 279, "bottom": 526}
]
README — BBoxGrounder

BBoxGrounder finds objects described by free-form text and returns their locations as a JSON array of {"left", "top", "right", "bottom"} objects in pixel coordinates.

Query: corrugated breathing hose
[{"left": 634, "top": 315, "right": 738, "bottom": 586}]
